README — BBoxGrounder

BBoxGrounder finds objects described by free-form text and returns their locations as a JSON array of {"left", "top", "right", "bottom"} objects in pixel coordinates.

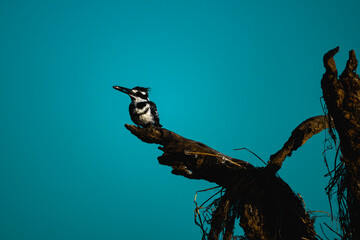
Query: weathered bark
[
  {"left": 125, "top": 115, "right": 330, "bottom": 240},
  {"left": 321, "top": 47, "right": 360, "bottom": 239},
  {"left": 125, "top": 124, "right": 252, "bottom": 186},
  {"left": 125, "top": 115, "right": 332, "bottom": 183},
  {"left": 266, "top": 115, "right": 334, "bottom": 174}
]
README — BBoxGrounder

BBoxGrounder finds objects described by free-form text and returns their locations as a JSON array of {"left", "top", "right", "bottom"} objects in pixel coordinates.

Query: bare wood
[
  {"left": 321, "top": 47, "right": 360, "bottom": 239},
  {"left": 124, "top": 119, "right": 330, "bottom": 240},
  {"left": 266, "top": 115, "right": 334, "bottom": 174},
  {"left": 125, "top": 115, "right": 333, "bottom": 179},
  {"left": 125, "top": 124, "right": 253, "bottom": 186}
]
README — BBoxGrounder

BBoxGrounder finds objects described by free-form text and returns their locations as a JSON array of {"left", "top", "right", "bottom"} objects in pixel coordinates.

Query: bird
[{"left": 113, "top": 86, "right": 162, "bottom": 128}]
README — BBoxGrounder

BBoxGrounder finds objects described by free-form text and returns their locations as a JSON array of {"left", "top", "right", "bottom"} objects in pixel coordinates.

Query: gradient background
[{"left": 1, "top": 0, "right": 360, "bottom": 239}]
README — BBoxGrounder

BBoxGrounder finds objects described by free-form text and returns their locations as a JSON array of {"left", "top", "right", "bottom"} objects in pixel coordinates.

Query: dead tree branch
[
  {"left": 321, "top": 47, "right": 360, "bottom": 239},
  {"left": 124, "top": 114, "right": 332, "bottom": 239},
  {"left": 125, "top": 124, "right": 252, "bottom": 186},
  {"left": 266, "top": 115, "right": 334, "bottom": 174}
]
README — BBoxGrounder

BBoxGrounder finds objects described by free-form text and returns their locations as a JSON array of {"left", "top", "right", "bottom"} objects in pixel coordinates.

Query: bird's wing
[{"left": 149, "top": 101, "right": 162, "bottom": 127}]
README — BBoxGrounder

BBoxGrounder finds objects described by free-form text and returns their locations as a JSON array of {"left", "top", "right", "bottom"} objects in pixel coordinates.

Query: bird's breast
[{"left": 131, "top": 102, "right": 150, "bottom": 115}]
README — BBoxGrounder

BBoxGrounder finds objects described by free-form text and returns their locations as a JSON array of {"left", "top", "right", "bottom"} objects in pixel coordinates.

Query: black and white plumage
[{"left": 113, "top": 86, "right": 162, "bottom": 128}]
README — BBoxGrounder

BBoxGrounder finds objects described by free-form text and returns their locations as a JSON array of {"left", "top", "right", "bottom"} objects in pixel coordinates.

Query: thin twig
[
  {"left": 319, "top": 224, "right": 330, "bottom": 240},
  {"left": 233, "top": 147, "right": 266, "bottom": 165},
  {"left": 323, "top": 222, "right": 343, "bottom": 238}
]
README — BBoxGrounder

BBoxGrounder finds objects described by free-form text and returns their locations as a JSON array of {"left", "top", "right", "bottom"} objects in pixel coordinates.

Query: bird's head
[{"left": 113, "top": 86, "right": 150, "bottom": 102}]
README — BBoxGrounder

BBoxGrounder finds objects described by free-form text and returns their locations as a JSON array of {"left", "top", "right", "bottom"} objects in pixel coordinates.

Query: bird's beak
[{"left": 113, "top": 86, "right": 133, "bottom": 95}]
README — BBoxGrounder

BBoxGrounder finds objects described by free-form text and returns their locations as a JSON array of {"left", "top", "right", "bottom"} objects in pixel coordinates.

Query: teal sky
[{"left": 1, "top": 0, "right": 360, "bottom": 239}]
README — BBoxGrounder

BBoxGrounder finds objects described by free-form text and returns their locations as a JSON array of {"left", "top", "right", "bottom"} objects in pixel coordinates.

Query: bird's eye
[{"left": 140, "top": 91, "right": 146, "bottom": 95}]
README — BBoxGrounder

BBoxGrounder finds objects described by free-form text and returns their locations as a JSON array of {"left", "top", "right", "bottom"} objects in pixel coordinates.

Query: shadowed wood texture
[
  {"left": 124, "top": 115, "right": 331, "bottom": 240},
  {"left": 321, "top": 47, "right": 360, "bottom": 239}
]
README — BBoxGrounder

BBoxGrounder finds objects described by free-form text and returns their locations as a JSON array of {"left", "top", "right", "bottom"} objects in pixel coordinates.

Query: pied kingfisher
[{"left": 113, "top": 86, "right": 162, "bottom": 128}]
